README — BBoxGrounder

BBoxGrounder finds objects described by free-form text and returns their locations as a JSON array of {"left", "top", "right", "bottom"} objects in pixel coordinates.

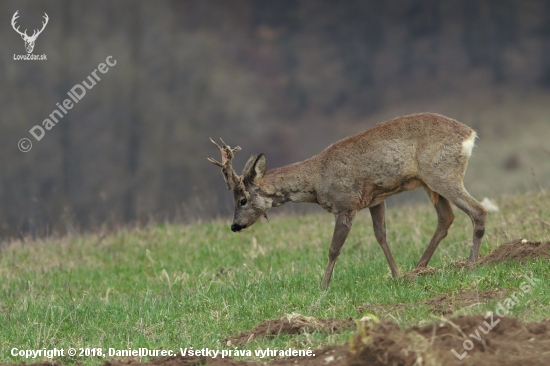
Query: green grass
[{"left": 1, "top": 191, "right": 549, "bottom": 365}]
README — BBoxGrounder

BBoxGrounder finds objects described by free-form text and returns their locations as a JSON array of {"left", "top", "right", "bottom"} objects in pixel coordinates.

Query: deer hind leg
[
  {"left": 428, "top": 182, "right": 487, "bottom": 263},
  {"left": 369, "top": 202, "right": 400, "bottom": 277},
  {"left": 416, "top": 186, "right": 455, "bottom": 268},
  {"left": 321, "top": 210, "right": 356, "bottom": 289}
]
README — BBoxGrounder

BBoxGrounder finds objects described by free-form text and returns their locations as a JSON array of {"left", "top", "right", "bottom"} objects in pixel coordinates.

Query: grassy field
[{"left": 1, "top": 190, "right": 549, "bottom": 365}]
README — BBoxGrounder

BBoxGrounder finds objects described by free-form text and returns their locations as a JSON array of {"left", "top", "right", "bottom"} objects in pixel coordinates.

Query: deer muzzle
[{"left": 231, "top": 223, "right": 244, "bottom": 232}]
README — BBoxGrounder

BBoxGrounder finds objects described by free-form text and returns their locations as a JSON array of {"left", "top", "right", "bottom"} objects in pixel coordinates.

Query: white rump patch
[
  {"left": 480, "top": 197, "right": 499, "bottom": 212},
  {"left": 461, "top": 132, "right": 477, "bottom": 157}
]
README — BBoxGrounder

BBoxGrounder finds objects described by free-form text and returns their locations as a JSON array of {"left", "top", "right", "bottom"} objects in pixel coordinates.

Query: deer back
[{"left": 309, "top": 113, "right": 475, "bottom": 211}]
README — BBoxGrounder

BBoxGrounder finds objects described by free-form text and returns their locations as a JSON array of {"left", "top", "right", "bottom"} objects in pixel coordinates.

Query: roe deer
[{"left": 208, "top": 113, "right": 487, "bottom": 288}]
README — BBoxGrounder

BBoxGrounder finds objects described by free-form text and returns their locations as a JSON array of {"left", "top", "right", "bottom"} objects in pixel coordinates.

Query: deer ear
[
  {"left": 253, "top": 154, "right": 267, "bottom": 181},
  {"left": 243, "top": 154, "right": 267, "bottom": 184}
]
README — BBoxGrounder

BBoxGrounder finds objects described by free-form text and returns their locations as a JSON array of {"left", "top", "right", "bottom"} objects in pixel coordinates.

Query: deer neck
[{"left": 262, "top": 160, "right": 318, "bottom": 207}]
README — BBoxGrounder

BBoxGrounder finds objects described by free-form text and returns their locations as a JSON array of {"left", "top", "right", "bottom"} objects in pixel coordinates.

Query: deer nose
[{"left": 231, "top": 223, "right": 242, "bottom": 232}]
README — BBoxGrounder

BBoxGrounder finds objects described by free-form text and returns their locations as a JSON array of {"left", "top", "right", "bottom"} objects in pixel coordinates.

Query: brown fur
[{"left": 209, "top": 113, "right": 487, "bottom": 288}]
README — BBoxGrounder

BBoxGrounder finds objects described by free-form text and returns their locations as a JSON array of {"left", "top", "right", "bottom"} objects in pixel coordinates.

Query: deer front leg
[
  {"left": 369, "top": 202, "right": 400, "bottom": 277},
  {"left": 321, "top": 210, "right": 356, "bottom": 289}
]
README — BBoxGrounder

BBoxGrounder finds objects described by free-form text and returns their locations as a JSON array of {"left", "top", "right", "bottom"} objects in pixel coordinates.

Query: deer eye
[{"left": 240, "top": 198, "right": 247, "bottom": 206}]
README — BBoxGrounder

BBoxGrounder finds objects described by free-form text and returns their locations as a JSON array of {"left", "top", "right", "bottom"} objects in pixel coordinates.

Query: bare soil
[
  {"left": 348, "top": 315, "right": 550, "bottom": 366},
  {"left": 423, "top": 288, "right": 508, "bottom": 315},
  {"left": 358, "top": 288, "right": 509, "bottom": 316},
  {"left": 478, "top": 239, "right": 550, "bottom": 265},
  {"left": 401, "top": 266, "right": 438, "bottom": 279},
  {"left": 402, "top": 239, "right": 550, "bottom": 279},
  {"left": 225, "top": 313, "right": 355, "bottom": 346}
]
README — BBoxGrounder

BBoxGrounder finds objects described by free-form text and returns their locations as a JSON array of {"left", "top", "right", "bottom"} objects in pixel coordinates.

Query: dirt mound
[
  {"left": 401, "top": 239, "right": 549, "bottom": 279},
  {"left": 401, "top": 266, "right": 437, "bottom": 279},
  {"left": 478, "top": 239, "right": 550, "bottom": 265},
  {"left": 225, "top": 313, "right": 355, "bottom": 346},
  {"left": 350, "top": 315, "right": 550, "bottom": 366},
  {"left": 357, "top": 302, "right": 406, "bottom": 315},
  {"left": 424, "top": 288, "right": 508, "bottom": 315},
  {"left": 359, "top": 288, "right": 508, "bottom": 316}
]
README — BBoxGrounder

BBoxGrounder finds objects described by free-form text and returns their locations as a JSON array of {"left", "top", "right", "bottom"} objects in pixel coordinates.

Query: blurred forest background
[{"left": 1, "top": 0, "right": 550, "bottom": 239}]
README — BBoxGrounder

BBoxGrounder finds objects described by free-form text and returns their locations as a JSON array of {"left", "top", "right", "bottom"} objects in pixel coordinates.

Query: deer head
[
  {"left": 208, "top": 138, "right": 270, "bottom": 232},
  {"left": 12, "top": 11, "right": 49, "bottom": 54}
]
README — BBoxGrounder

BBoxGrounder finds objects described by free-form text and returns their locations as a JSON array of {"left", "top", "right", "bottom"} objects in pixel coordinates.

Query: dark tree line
[{"left": 1, "top": 0, "right": 549, "bottom": 239}]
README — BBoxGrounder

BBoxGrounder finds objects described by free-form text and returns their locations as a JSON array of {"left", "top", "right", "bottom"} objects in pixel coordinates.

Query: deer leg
[
  {"left": 369, "top": 202, "right": 400, "bottom": 277},
  {"left": 321, "top": 210, "right": 356, "bottom": 289},
  {"left": 416, "top": 189, "right": 454, "bottom": 268},
  {"left": 430, "top": 183, "right": 487, "bottom": 263},
  {"left": 454, "top": 194, "right": 487, "bottom": 263}
]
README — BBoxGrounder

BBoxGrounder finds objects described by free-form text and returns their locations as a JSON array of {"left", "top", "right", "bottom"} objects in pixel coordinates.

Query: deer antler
[
  {"left": 11, "top": 11, "right": 48, "bottom": 40},
  {"left": 11, "top": 11, "right": 27, "bottom": 38},
  {"left": 31, "top": 13, "right": 49, "bottom": 39},
  {"left": 208, "top": 138, "right": 242, "bottom": 190}
]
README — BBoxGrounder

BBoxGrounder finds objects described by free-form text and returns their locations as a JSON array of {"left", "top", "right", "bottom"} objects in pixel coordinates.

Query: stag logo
[{"left": 12, "top": 10, "right": 49, "bottom": 54}]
